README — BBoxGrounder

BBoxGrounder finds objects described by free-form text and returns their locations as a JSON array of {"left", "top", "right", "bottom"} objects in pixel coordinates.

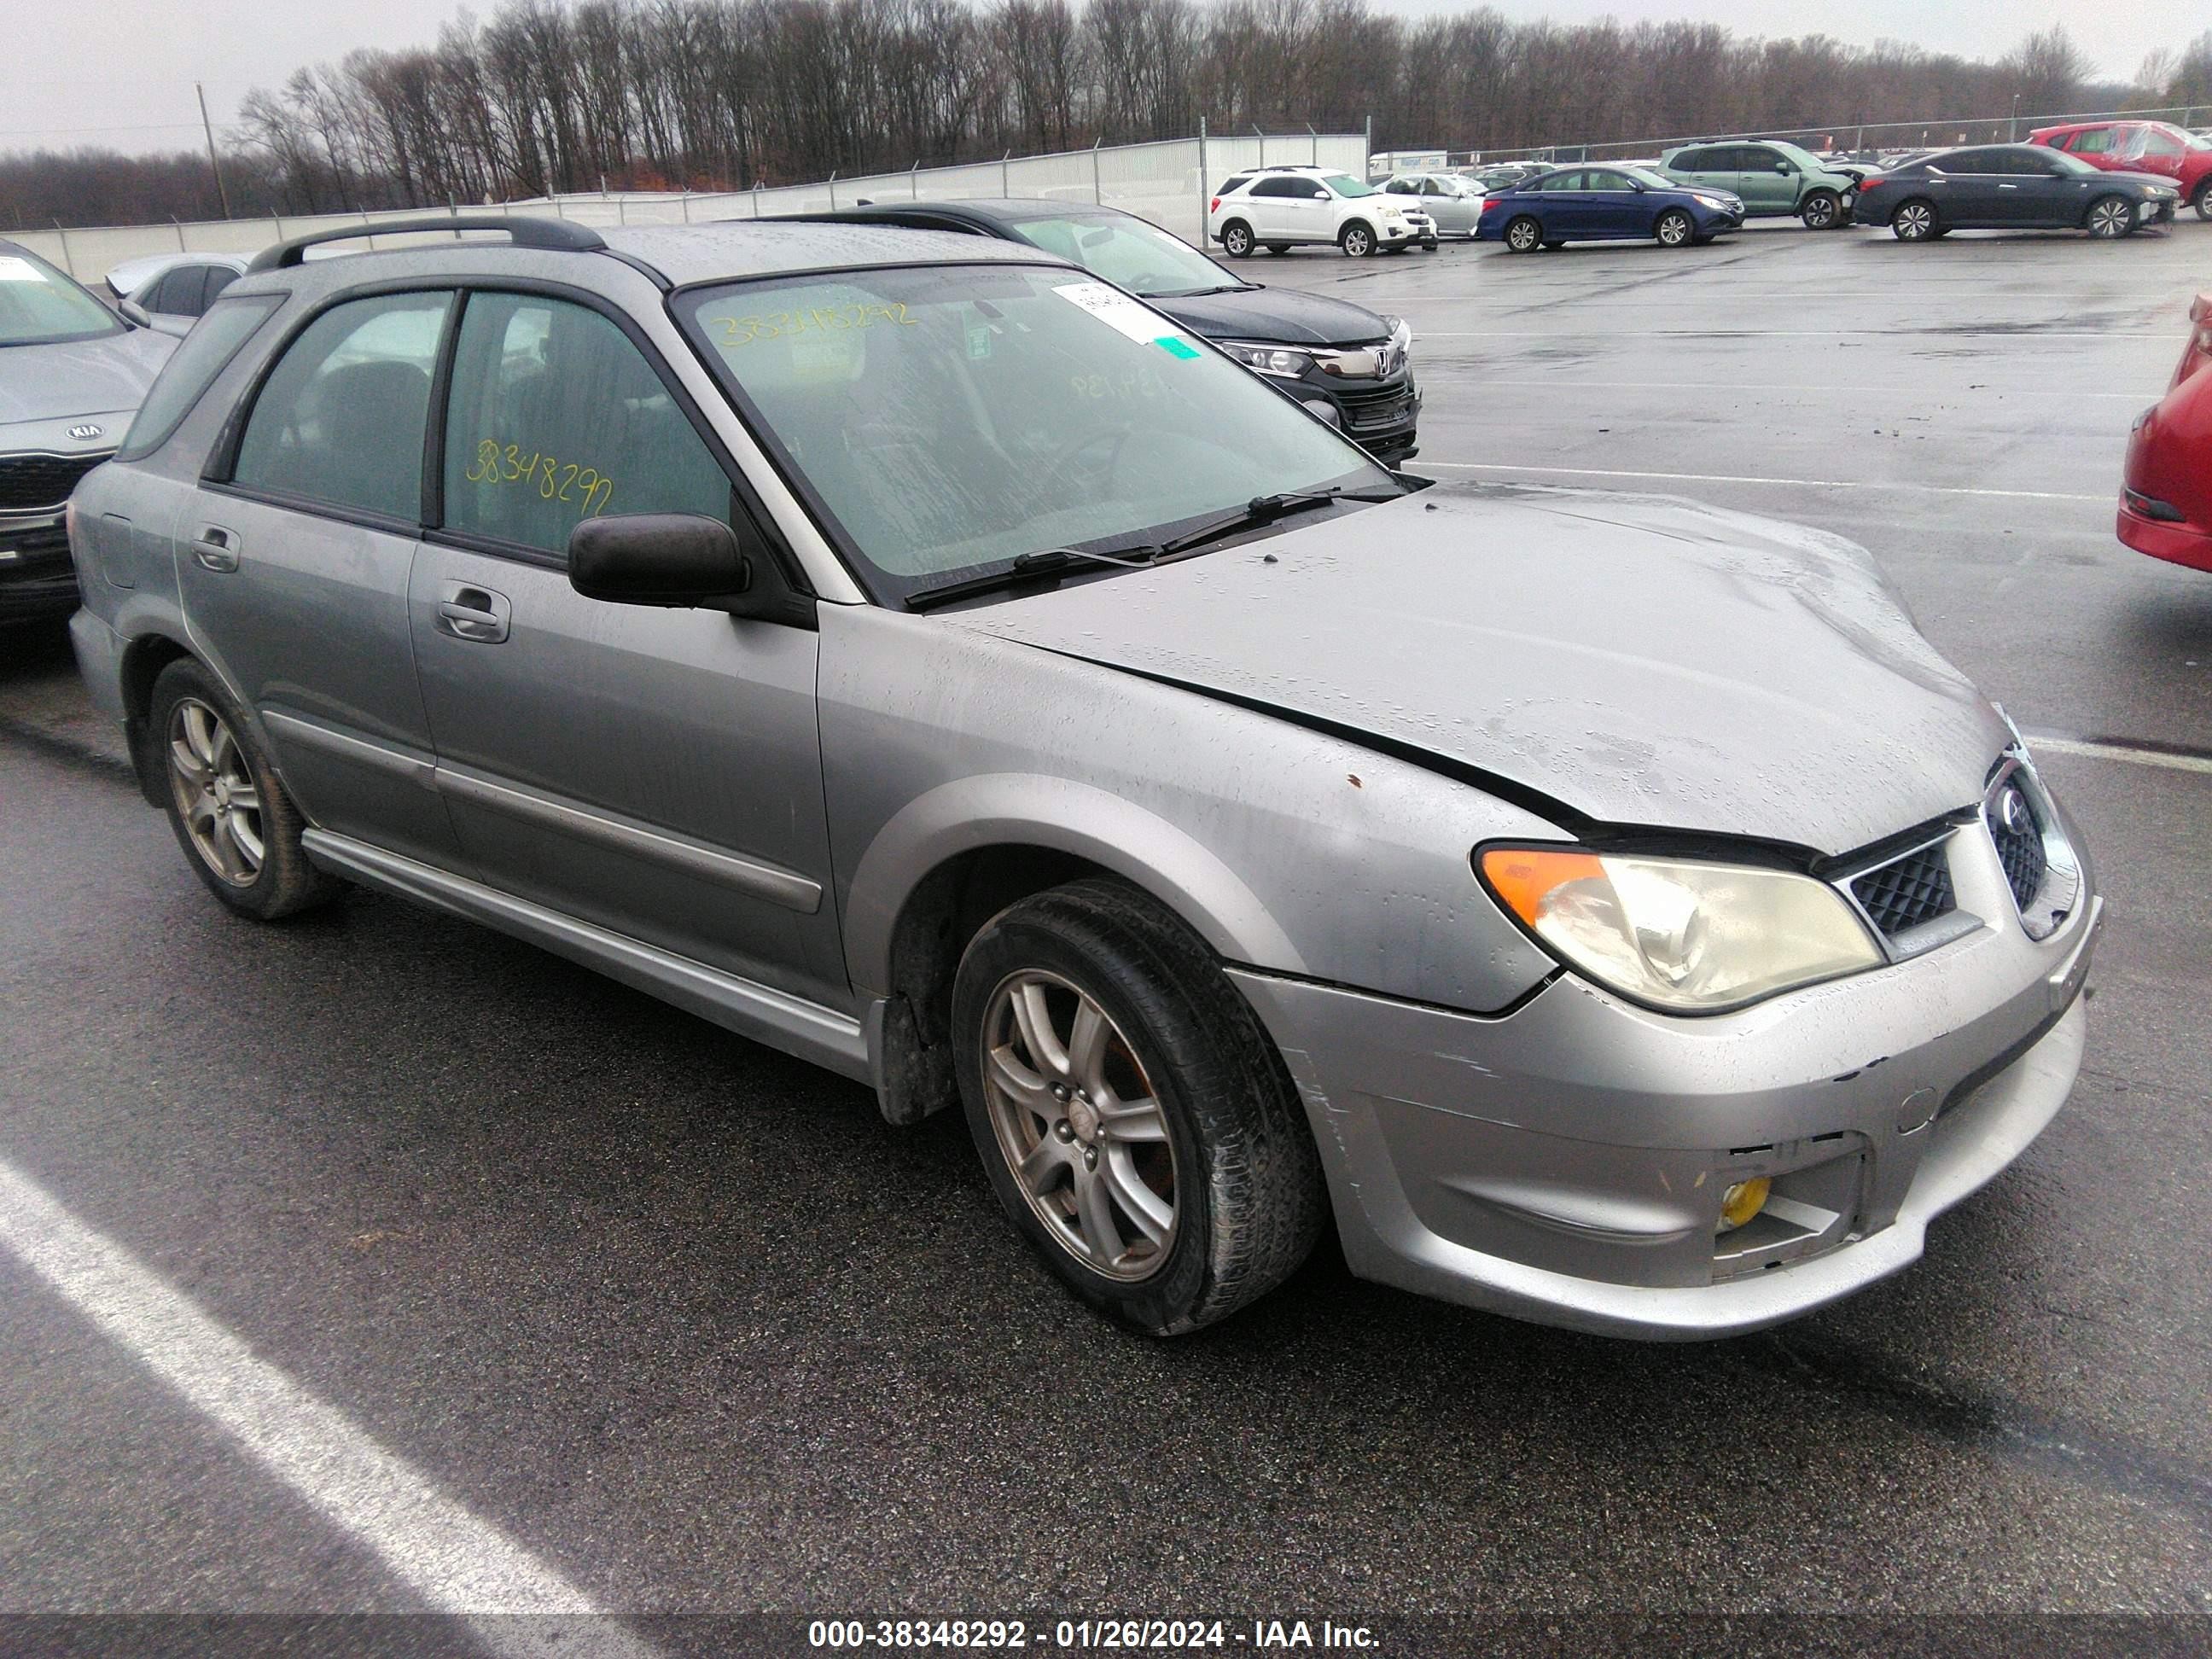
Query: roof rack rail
[{"left": 245, "top": 214, "right": 606, "bottom": 274}]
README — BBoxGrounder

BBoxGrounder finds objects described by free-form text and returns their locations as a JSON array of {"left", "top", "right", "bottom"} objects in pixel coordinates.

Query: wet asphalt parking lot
[{"left": 2, "top": 217, "right": 2209, "bottom": 1653}]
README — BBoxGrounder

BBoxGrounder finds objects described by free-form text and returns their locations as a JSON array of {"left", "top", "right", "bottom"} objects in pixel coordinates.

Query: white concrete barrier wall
[{"left": 18, "top": 132, "right": 1369, "bottom": 282}]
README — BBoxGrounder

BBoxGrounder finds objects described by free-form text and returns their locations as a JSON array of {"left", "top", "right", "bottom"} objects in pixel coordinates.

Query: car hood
[
  {"left": 1152, "top": 285, "right": 1390, "bottom": 348},
  {"left": 946, "top": 483, "right": 2011, "bottom": 857},
  {"left": 0, "top": 329, "right": 174, "bottom": 427}
]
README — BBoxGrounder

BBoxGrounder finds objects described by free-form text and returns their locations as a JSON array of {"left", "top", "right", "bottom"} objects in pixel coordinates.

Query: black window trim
[
  {"left": 418, "top": 276, "right": 810, "bottom": 605},
  {"left": 116, "top": 290, "right": 286, "bottom": 463},
  {"left": 197, "top": 273, "right": 809, "bottom": 607},
  {"left": 202, "top": 277, "right": 459, "bottom": 539}
]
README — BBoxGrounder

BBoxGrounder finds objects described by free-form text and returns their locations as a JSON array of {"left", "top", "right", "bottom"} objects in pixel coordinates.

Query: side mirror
[
  {"left": 1774, "top": 161, "right": 1793, "bottom": 174},
  {"left": 568, "top": 513, "right": 755, "bottom": 610},
  {"left": 119, "top": 298, "right": 153, "bottom": 328}
]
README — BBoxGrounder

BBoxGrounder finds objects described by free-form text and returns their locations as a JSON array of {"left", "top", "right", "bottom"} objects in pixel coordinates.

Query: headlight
[
  {"left": 1223, "top": 342, "right": 1314, "bottom": 378},
  {"left": 1692, "top": 194, "right": 1730, "bottom": 208},
  {"left": 1477, "top": 846, "right": 1882, "bottom": 1014}
]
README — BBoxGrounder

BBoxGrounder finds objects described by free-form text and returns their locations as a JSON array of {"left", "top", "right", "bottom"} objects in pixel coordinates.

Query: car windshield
[
  {"left": 1625, "top": 166, "right": 1676, "bottom": 189},
  {"left": 1003, "top": 213, "right": 1240, "bottom": 299},
  {"left": 678, "top": 263, "right": 1390, "bottom": 602},
  {"left": 1324, "top": 174, "right": 1379, "bottom": 197},
  {"left": 0, "top": 247, "right": 125, "bottom": 347}
]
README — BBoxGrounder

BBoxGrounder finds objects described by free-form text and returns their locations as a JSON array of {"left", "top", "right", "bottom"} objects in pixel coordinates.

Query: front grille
[
  {"left": 1336, "top": 384, "right": 1413, "bottom": 433},
  {"left": 1987, "top": 785, "right": 2047, "bottom": 911},
  {"left": 0, "top": 451, "right": 112, "bottom": 513},
  {"left": 1851, "top": 841, "right": 1956, "bottom": 936},
  {"left": 0, "top": 521, "right": 72, "bottom": 568}
]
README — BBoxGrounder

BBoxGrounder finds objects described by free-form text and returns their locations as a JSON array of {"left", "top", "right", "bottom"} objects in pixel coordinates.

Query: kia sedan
[
  {"left": 1, "top": 238, "right": 175, "bottom": 620},
  {"left": 69, "top": 216, "right": 2098, "bottom": 1340}
]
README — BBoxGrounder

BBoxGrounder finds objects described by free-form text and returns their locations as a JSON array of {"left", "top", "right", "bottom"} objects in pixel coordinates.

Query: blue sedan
[{"left": 1477, "top": 165, "right": 1744, "bottom": 251}]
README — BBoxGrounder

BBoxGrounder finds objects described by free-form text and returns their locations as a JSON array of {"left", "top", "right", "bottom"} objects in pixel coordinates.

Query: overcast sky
[{"left": 6, "top": 0, "right": 2190, "bottom": 158}]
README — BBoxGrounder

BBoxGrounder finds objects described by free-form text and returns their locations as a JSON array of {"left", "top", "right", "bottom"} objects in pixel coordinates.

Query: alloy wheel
[
  {"left": 2087, "top": 198, "right": 2130, "bottom": 238},
  {"left": 1342, "top": 225, "right": 1372, "bottom": 257},
  {"left": 1505, "top": 218, "right": 1539, "bottom": 253},
  {"left": 978, "top": 969, "right": 1179, "bottom": 1282},
  {"left": 1895, "top": 202, "right": 1934, "bottom": 241},
  {"left": 1223, "top": 224, "right": 1252, "bottom": 257},
  {"left": 1657, "top": 211, "right": 1691, "bottom": 246},
  {"left": 1802, "top": 193, "right": 1837, "bottom": 229},
  {"left": 166, "top": 697, "right": 265, "bottom": 888}
]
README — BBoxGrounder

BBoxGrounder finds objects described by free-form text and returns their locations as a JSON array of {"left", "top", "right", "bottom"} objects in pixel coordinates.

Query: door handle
[
  {"left": 1998, "top": 183, "right": 2018, "bottom": 189},
  {"left": 435, "top": 580, "right": 511, "bottom": 643},
  {"left": 190, "top": 526, "right": 239, "bottom": 573}
]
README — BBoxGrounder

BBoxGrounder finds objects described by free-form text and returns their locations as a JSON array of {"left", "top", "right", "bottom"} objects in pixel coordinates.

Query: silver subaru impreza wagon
[{"left": 67, "top": 215, "right": 2100, "bottom": 1339}]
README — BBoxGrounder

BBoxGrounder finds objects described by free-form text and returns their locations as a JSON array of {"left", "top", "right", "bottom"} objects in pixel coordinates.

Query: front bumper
[
  {"left": 1229, "top": 837, "right": 2101, "bottom": 1340},
  {"left": 2119, "top": 498, "right": 2212, "bottom": 571},
  {"left": 0, "top": 515, "right": 80, "bottom": 620}
]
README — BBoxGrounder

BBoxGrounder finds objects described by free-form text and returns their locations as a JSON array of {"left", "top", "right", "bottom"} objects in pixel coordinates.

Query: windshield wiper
[
  {"left": 1153, "top": 486, "right": 1404, "bottom": 560},
  {"left": 1155, "top": 283, "right": 1253, "bottom": 298},
  {"left": 904, "top": 544, "right": 1163, "bottom": 612}
]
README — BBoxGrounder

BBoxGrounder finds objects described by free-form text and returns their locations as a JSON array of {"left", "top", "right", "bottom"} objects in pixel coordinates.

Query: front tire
[
  {"left": 1800, "top": 189, "right": 1842, "bottom": 230},
  {"left": 1220, "top": 220, "right": 1254, "bottom": 259},
  {"left": 2193, "top": 179, "right": 2212, "bottom": 222},
  {"left": 1655, "top": 208, "right": 1694, "bottom": 247},
  {"left": 1339, "top": 221, "right": 1376, "bottom": 258},
  {"left": 2085, "top": 195, "right": 2133, "bottom": 239},
  {"left": 952, "top": 879, "right": 1325, "bottom": 1336},
  {"left": 1892, "top": 199, "right": 1937, "bottom": 241},
  {"left": 150, "top": 658, "right": 339, "bottom": 920},
  {"left": 1504, "top": 215, "right": 1542, "bottom": 253}
]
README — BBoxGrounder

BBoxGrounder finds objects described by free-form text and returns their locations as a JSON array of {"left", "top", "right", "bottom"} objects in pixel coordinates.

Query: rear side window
[
  {"left": 2070, "top": 128, "right": 2113, "bottom": 154},
  {"left": 1671, "top": 149, "right": 1710, "bottom": 171},
  {"left": 1250, "top": 178, "right": 1308, "bottom": 198},
  {"left": 2137, "top": 128, "right": 2185, "bottom": 158},
  {"left": 439, "top": 292, "right": 730, "bottom": 557},
  {"left": 117, "top": 294, "right": 282, "bottom": 462},
  {"left": 231, "top": 291, "right": 450, "bottom": 522},
  {"left": 1216, "top": 175, "right": 1252, "bottom": 195}
]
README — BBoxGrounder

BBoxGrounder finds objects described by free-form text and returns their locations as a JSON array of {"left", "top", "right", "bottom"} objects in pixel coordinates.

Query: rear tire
[
  {"left": 150, "top": 659, "right": 340, "bottom": 921},
  {"left": 1655, "top": 208, "right": 1694, "bottom": 247},
  {"left": 951, "top": 879, "right": 1326, "bottom": 1336},
  {"left": 1504, "top": 216, "right": 1542, "bottom": 253},
  {"left": 1892, "top": 199, "right": 1937, "bottom": 241},
  {"left": 1220, "top": 220, "right": 1254, "bottom": 258},
  {"left": 1800, "top": 189, "right": 1842, "bottom": 230},
  {"left": 1340, "top": 221, "right": 1376, "bottom": 258},
  {"left": 2085, "top": 195, "right": 2133, "bottom": 239}
]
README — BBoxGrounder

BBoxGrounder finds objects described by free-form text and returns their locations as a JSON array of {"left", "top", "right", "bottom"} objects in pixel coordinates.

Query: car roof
[{"left": 222, "top": 218, "right": 1067, "bottom": 302}]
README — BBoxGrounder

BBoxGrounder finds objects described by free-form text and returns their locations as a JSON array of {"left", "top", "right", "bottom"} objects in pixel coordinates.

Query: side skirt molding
[{"left": 300, "top": 829, "right": 870, "bottom": 1082}]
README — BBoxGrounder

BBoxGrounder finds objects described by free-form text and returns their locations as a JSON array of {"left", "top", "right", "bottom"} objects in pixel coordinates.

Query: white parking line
[
  {"left": 1420, "top": 461, "right": 2106, "bottom": 502},
  {"left": 2025, "top": 736, "right": 2212, "bottom": 776},
  {"left": 0, "top": 1156, "right": 657, "bottom": 1658}
]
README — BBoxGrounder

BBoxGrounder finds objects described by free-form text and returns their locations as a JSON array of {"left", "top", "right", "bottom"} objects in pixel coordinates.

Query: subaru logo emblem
[
  {"left": 1994, "top": 786, "right": 2033, "bottom": 836},
  {"left": 67, "top": 423, "right": 102, "bottom": 441}
]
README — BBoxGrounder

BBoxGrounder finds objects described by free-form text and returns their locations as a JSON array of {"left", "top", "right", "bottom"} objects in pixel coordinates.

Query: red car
[
  {"left": 2119, "top": 294, "right": 2212, "bottom": 573},
  {"left": 2030, "top": 120, "right": 2212, "bottom": 219}
]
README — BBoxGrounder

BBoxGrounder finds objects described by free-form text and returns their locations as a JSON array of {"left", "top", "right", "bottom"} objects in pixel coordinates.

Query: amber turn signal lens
[
  {"left": 1719, "top": 1177, "right": 1771, "bottom": 1233},
  {"left": 1479, "top": 847, "right": 1606, "bottom": 926}
]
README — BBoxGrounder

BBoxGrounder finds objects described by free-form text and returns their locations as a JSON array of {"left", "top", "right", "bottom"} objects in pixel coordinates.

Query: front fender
[{"left": 842, "top": 771, "right": 1304, "bottom": 998}]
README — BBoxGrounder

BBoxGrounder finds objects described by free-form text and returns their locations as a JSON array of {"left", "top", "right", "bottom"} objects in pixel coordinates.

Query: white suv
[{"left": 1208, "top": 166, "right": 1432, "bottom": 259}]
